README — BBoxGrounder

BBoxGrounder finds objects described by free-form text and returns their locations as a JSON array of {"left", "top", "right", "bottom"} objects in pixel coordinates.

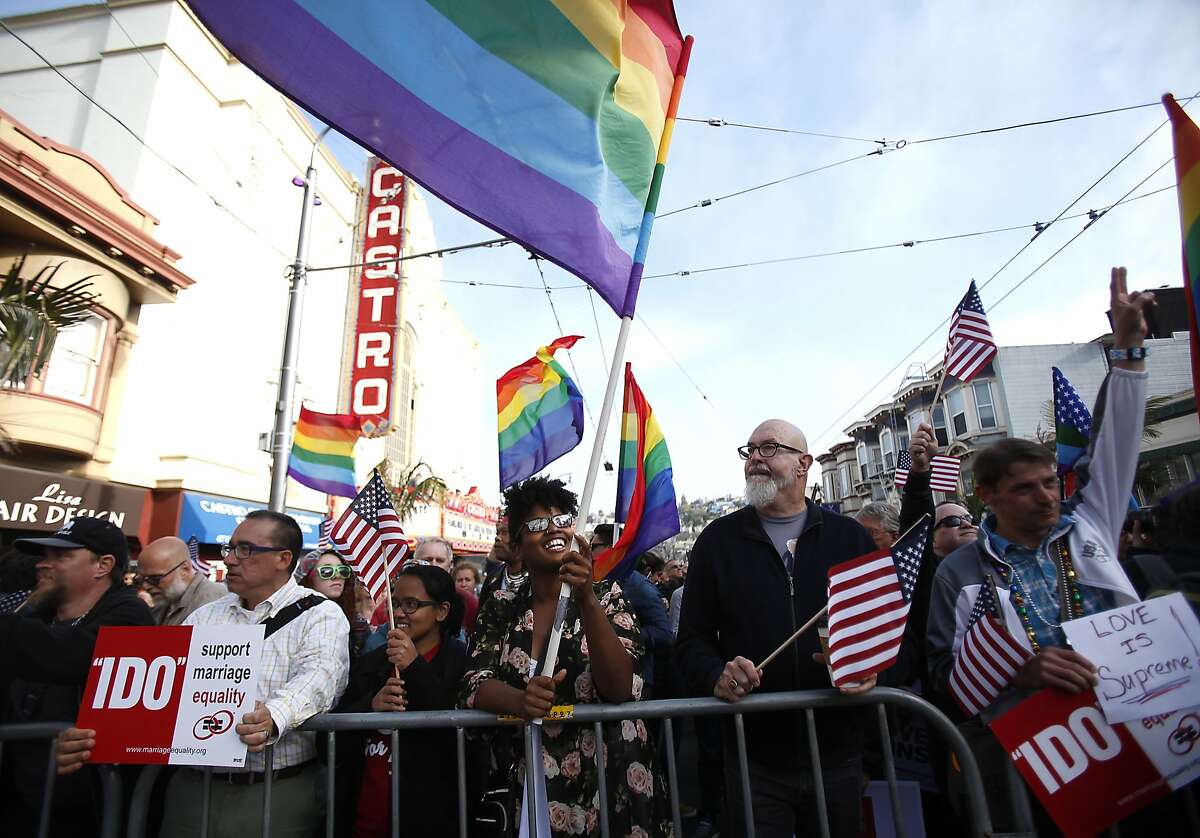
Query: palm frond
[
  {"left": 376, "top": 459, "right": 447, "bottom": 524},
  {"left": 0, "top": 259, "right": 99, "bottom": 385}
]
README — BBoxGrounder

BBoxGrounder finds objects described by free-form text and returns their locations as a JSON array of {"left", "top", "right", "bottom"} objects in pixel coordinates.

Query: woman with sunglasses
[
  {"left": 298, "top": 550, "right": 369, "bottom": 660},
  {"left": 331, "top": 563, "right": 467, "bottom": 837},
  {"left": 461, "top": 477, "right": 671, "bottom": 838}
]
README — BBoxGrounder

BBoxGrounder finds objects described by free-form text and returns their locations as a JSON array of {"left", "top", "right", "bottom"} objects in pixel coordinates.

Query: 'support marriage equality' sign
[
  {"left": 991, "top": 687, "right": 1200, "bottom": 837},
  {"left": 77, "top": 626, "right": 264, "bottom": 767},
  {"left": 1062, "top": 593, "right": 1200, "bottom": 724}
]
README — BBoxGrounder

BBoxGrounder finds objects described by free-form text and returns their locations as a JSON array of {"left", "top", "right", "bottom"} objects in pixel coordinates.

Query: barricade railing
[
  {"left": 0, "top": 720, "right": 123, "bottom": 838},
  {"left": 18, "top": 688, "right": 996, "bottom": 838}
]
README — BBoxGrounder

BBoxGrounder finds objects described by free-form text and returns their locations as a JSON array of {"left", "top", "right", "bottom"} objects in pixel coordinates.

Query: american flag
[
  {"left": 318, "top": 516, "right": 333, "bottom": 549},
  {"left": 186, "top": 535, "right": 211, "bottom": 576},
  {"left": 895, "top": 451, "right": 961, "bottom": 493},
  {"left": 826, "top": 515, "right": 931, "bottom": 686},
  {"left": 329, "top": 471, "right": 409, "bottom": 601},
  {"left": 943, "top": 281, "right": 997, "bottom": 382},
  {"left": 949, "top": 578, "right": 1030, "bottom": 717}
]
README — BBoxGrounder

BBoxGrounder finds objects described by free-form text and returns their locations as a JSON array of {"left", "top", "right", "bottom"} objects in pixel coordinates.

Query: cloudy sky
[{"left": 5, "top": 0, "right": 1199, "bottom": 512}]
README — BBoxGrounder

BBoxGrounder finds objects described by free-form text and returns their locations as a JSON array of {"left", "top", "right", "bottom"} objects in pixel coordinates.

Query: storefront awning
[{"left": 177, "top": 491, "right": 324, "bottom": 550}]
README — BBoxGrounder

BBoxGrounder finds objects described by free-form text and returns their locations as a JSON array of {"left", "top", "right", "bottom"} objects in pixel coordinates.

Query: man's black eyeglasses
[
  {"left": 220, "top": 541, "right": 282, "bottom": 560},
  {"left": 737, "top": 443, "right": 805, "bottom": 460},
  {"left": 523, "top": 513, "right": 575, "bottom": 534},
  {"left": 136, "top": 559, "right": 186, "bottom": 588},
  {"left": 934, "top": 515, "right": 974, "bottom": 531},
  {"left": 393, "top": 597, "right": 439, "bottom": 615}
]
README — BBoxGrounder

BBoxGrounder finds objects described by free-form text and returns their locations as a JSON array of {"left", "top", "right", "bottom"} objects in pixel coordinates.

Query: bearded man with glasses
[
  {"left": 135, "top": 536, "right": 226, "bottom": 626},
  {"left": 675, "top": 419, "right": 879, "bottom": 837}
]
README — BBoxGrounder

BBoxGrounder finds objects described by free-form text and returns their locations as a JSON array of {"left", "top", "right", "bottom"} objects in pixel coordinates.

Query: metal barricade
[
  {"left": 118, "top": 686, "right": 993, "bottom": 838},
  {"left": 0, "top": 720, "right": 123, "bottom": 838}
]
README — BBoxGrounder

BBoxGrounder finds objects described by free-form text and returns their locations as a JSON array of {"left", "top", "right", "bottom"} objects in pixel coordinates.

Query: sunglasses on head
[
  {"left": 522, "top": 513, "right": 575, "bottom": 534},
  {"left": 934, "top": 515, "right": 974, "bottom": 531},
  {"left": 316, "top": 564, "right": 353, "bottom": 580}
]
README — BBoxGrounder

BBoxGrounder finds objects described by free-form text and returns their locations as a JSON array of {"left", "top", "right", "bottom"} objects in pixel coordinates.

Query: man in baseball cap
[{"left": 0, "top": 516, "right": 151, "bottom": 833}]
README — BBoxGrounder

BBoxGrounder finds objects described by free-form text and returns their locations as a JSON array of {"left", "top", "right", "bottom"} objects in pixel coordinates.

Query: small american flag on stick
[
  {"left": 186, "top": 535, "right": 210, "bottom": 576},
  {"left": 949, "top": 577, "right": 1031, "bottom": 717},
  {"left": 826, "top": 515, "right": 931, "bottom": 686},
  {"left": 318, "top": 516, "right": 333, "bottom": 549},
  {"left": 943, "top": 281, "right": 997, "bottom": 382},
  {"left": 895, "top": 451, "right": 961, "bottom": 493},
  {"left": 330, "top": 471, "right": 409, "bottom": 601}
]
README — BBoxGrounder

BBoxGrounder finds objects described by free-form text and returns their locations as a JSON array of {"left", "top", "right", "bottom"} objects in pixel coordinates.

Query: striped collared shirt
[{"left": 185, "top": 577, "right": 349, "bottom": 771}]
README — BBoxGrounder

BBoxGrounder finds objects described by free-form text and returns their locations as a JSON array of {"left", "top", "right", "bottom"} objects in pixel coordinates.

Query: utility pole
[{"left": 269, "top": 126, "right": 330, "bottom": 511}]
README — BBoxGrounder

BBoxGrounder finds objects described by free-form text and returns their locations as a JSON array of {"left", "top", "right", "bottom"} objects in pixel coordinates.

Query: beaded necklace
[{"left": 1004, "top": 537, "right": 1083, "bottom": 653}]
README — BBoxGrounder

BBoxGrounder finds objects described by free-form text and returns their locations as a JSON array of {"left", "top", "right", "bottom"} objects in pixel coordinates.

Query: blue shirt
[{"left": 982, "top": 515, "right": 1114, "bottom": 650}]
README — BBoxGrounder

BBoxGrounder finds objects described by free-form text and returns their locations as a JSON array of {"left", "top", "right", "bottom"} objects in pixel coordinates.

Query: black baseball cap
[{"left": 15, "top": 517, "right": 130, "bottom": 570}]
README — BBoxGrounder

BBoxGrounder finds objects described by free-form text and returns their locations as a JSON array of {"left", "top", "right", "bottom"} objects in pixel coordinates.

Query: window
[
  {"left": 823, "top": 471, "right": 837, "bottom": 501},
  {"left": 973, "top": 380, "right": 997, "bottom": 430},
  {"left": 7, "top": 313, "right": 110, "bottom": 408},
  {"left": 907, "top": 410, "right": 929, "bottom": 436},
  {"left": 947, "top": 388, "right": 968, "bottom": 436},
  {"left": 881, "top": 430, "right": 895, "bottom": 470},
  {"left": 839, "top": 464, "right": 852, "bottom": 498},
  {"left": 856, "top": 444, "right": 868, "bottom": 482},
  {"left": 932, "top": 404, "right": 949, "bottom": 447}
]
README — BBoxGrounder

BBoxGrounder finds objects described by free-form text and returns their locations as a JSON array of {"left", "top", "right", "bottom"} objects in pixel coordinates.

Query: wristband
[{"left": 1107, "top": 347, "right": 1148, "bottom": 361}]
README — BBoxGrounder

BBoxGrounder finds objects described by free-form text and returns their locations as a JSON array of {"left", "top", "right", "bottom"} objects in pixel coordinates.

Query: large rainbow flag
[
  {"left": 497, "top": 336, "right": 586, "bottom": 489},
  {"left": 1164, "top": 93, "right": 1200, "bottom": 422},
  {"left": 186, "top": 0, "right": 691, "bottom": 317},
  {"left": 594, "top": 364, "right": 679, "bottom": 581},
  {"left": 287, "top": 406, "right": 359, "bottom": 498}
]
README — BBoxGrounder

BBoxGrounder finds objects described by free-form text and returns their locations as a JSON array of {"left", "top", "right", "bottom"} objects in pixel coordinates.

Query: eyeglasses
[
  {"left": 316, "top": 564, "right": 352, "bottom": 580},
  {"left": 737, "top": 443, "right": 805, "bottom": 460},
  {"left": 393, "top": 597, "right": 439, "bottom": 615},
  {"left": 522, "top": 513, "right": 575, "bottom": 534},
  {"left": 934, "top": 515, "right": 974, "bottom": 531},
  {"left": 136, "top": 559, "right": 187, "bottom": 588},
  {"left": 220, "top": 541, "right": 282, "bottom": 560}
]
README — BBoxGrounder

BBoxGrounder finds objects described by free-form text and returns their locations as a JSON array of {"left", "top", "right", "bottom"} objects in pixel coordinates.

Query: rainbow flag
[
  {"left": 186, "top": 0, "right": 691, "bottom": 317},
  {"left": 497, "top": 336, "right": 585, "bottom": 489},
  {"left": 287, "top": 406, "right": 359, "bottom": 498},
  {"left": 1164, "top": 93, "right": 1200, "bottom": 422},
  {"left": 594, "top": 364, "right": 679, "bottom": 581}
]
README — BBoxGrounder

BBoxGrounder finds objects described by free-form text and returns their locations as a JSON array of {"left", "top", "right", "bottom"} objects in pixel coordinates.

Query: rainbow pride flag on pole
[
  {"left": 1164, "top": 93, "right": 1200, "bottom": 422},
  {"left": 497, "top": 336, "right": 586, "bottom": 489},
  {"left": 594, "top": 364, "right": 679, "bottom": 581},
  {"left": 186, "top": 0, "right": 689, "bottom": 318},
  {"left": 287, "top": 406, "right": 359, "bottom": 498}
]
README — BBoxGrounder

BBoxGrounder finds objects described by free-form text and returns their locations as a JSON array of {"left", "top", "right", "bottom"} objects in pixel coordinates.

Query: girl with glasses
[
  {"left": 298, "top": 550, "right": 369, "bottom": 660},
  {"left": 460, "top": 477, "right": 672, "bottom": 838},
  {"left": 331, "top": 563, "right": 467, "bottom": 837}
]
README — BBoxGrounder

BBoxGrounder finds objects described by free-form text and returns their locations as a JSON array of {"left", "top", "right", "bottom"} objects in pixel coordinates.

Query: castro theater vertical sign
[{"left": 349, "top": 157, "right": 406, "bottom": 437}]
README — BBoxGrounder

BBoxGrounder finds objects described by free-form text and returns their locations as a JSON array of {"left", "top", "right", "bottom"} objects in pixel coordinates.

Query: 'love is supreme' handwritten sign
[{"left": 1063, "top": 593, "right": 1200, "bottom": 724}]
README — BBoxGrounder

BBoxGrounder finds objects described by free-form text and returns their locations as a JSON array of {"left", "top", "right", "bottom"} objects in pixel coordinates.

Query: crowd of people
[{"left": 0, "top": 269, "right": 1196, "bottom": 836}]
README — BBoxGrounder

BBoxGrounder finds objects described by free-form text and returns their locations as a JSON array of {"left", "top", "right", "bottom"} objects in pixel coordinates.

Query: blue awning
[{"left": 178, "top": 491, "right": 324, "bottom": 550}]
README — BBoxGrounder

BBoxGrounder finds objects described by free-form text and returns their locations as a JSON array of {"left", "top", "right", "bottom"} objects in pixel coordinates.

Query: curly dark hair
[
  {"left": 503, "top": 477, "right": 579, "bottom": 545},
  {"left": 398, "top": 563, "right": 464, "bottom": 639}
]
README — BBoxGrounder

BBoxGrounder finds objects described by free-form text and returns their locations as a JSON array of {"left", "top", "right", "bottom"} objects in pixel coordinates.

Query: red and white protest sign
[
  {"left": 76, "top": 625, "right": 264, "bottom": 767},
  {"left": 990, "top": 687, "right": 1200, "bottom": 837},
  {"left": 348, "top": 157, "right": 406, "bottom": 437}
]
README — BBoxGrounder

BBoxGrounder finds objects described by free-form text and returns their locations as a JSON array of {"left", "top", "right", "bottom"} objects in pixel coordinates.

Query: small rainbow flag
[
  {"left": 497, "top": 336, "right": 585, "bottom": 490},
  {"left": 594, "top": 364, "right": 679, "bottom": 581},
  {"left": 287, "top": 406, "right": 359, "bottom": 498},
  {"left": 185, "top": 0, "right": 691, "bottom": 318},
  {"left": 1164, "top": 93, "right": 1200, "bottom": 421}
]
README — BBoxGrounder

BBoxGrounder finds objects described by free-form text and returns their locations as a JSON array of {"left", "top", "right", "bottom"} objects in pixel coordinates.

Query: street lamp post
[{"left": 268, "top": 126, "right": 331, "bottom": 511}]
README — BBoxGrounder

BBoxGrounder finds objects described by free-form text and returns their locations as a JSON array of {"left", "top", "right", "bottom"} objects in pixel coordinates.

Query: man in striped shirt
[{"left": 161, "top": 510, "right": 349, "bottom": 836}]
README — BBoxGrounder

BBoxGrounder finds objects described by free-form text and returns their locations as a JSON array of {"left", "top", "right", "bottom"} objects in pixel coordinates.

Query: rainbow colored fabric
[
  {"left": 497, "top": 336, "right": 585, "bottom": 489},
  {"left": 1164, "top": 94, "right": 1200, "bottom": 418},
  {"left": 594, "top": 364, "right": 679, "bottom": 581},
  {"left": 287, "top": 406, "right": 359, "bottom": 498},
  {"left": 186, "top": 0, "right": 690, "bottom": 317}
]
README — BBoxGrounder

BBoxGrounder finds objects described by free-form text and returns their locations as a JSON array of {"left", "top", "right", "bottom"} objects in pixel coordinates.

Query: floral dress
[{"left": 460, "top": 579, "right": 673, "bottom": 838}]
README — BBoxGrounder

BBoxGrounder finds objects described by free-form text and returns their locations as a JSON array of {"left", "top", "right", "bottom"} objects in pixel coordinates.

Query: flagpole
[{"left": 539, "top": 35, "right": 695, "bottom": 681}]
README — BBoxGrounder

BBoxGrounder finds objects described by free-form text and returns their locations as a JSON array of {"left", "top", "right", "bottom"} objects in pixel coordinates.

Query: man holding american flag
[{"left": 926, "top": 268, "right": 1152, "bottom": 831}]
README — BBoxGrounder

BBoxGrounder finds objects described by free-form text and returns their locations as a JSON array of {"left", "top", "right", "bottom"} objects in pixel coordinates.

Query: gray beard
[{"left": 744, "top": 475, "right": 780, "bottom": 509}]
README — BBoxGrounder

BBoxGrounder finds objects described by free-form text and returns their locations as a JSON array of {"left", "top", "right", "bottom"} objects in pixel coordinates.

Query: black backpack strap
[{"left": 260, "top": 594, "right": 326, "bottom": 639}]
